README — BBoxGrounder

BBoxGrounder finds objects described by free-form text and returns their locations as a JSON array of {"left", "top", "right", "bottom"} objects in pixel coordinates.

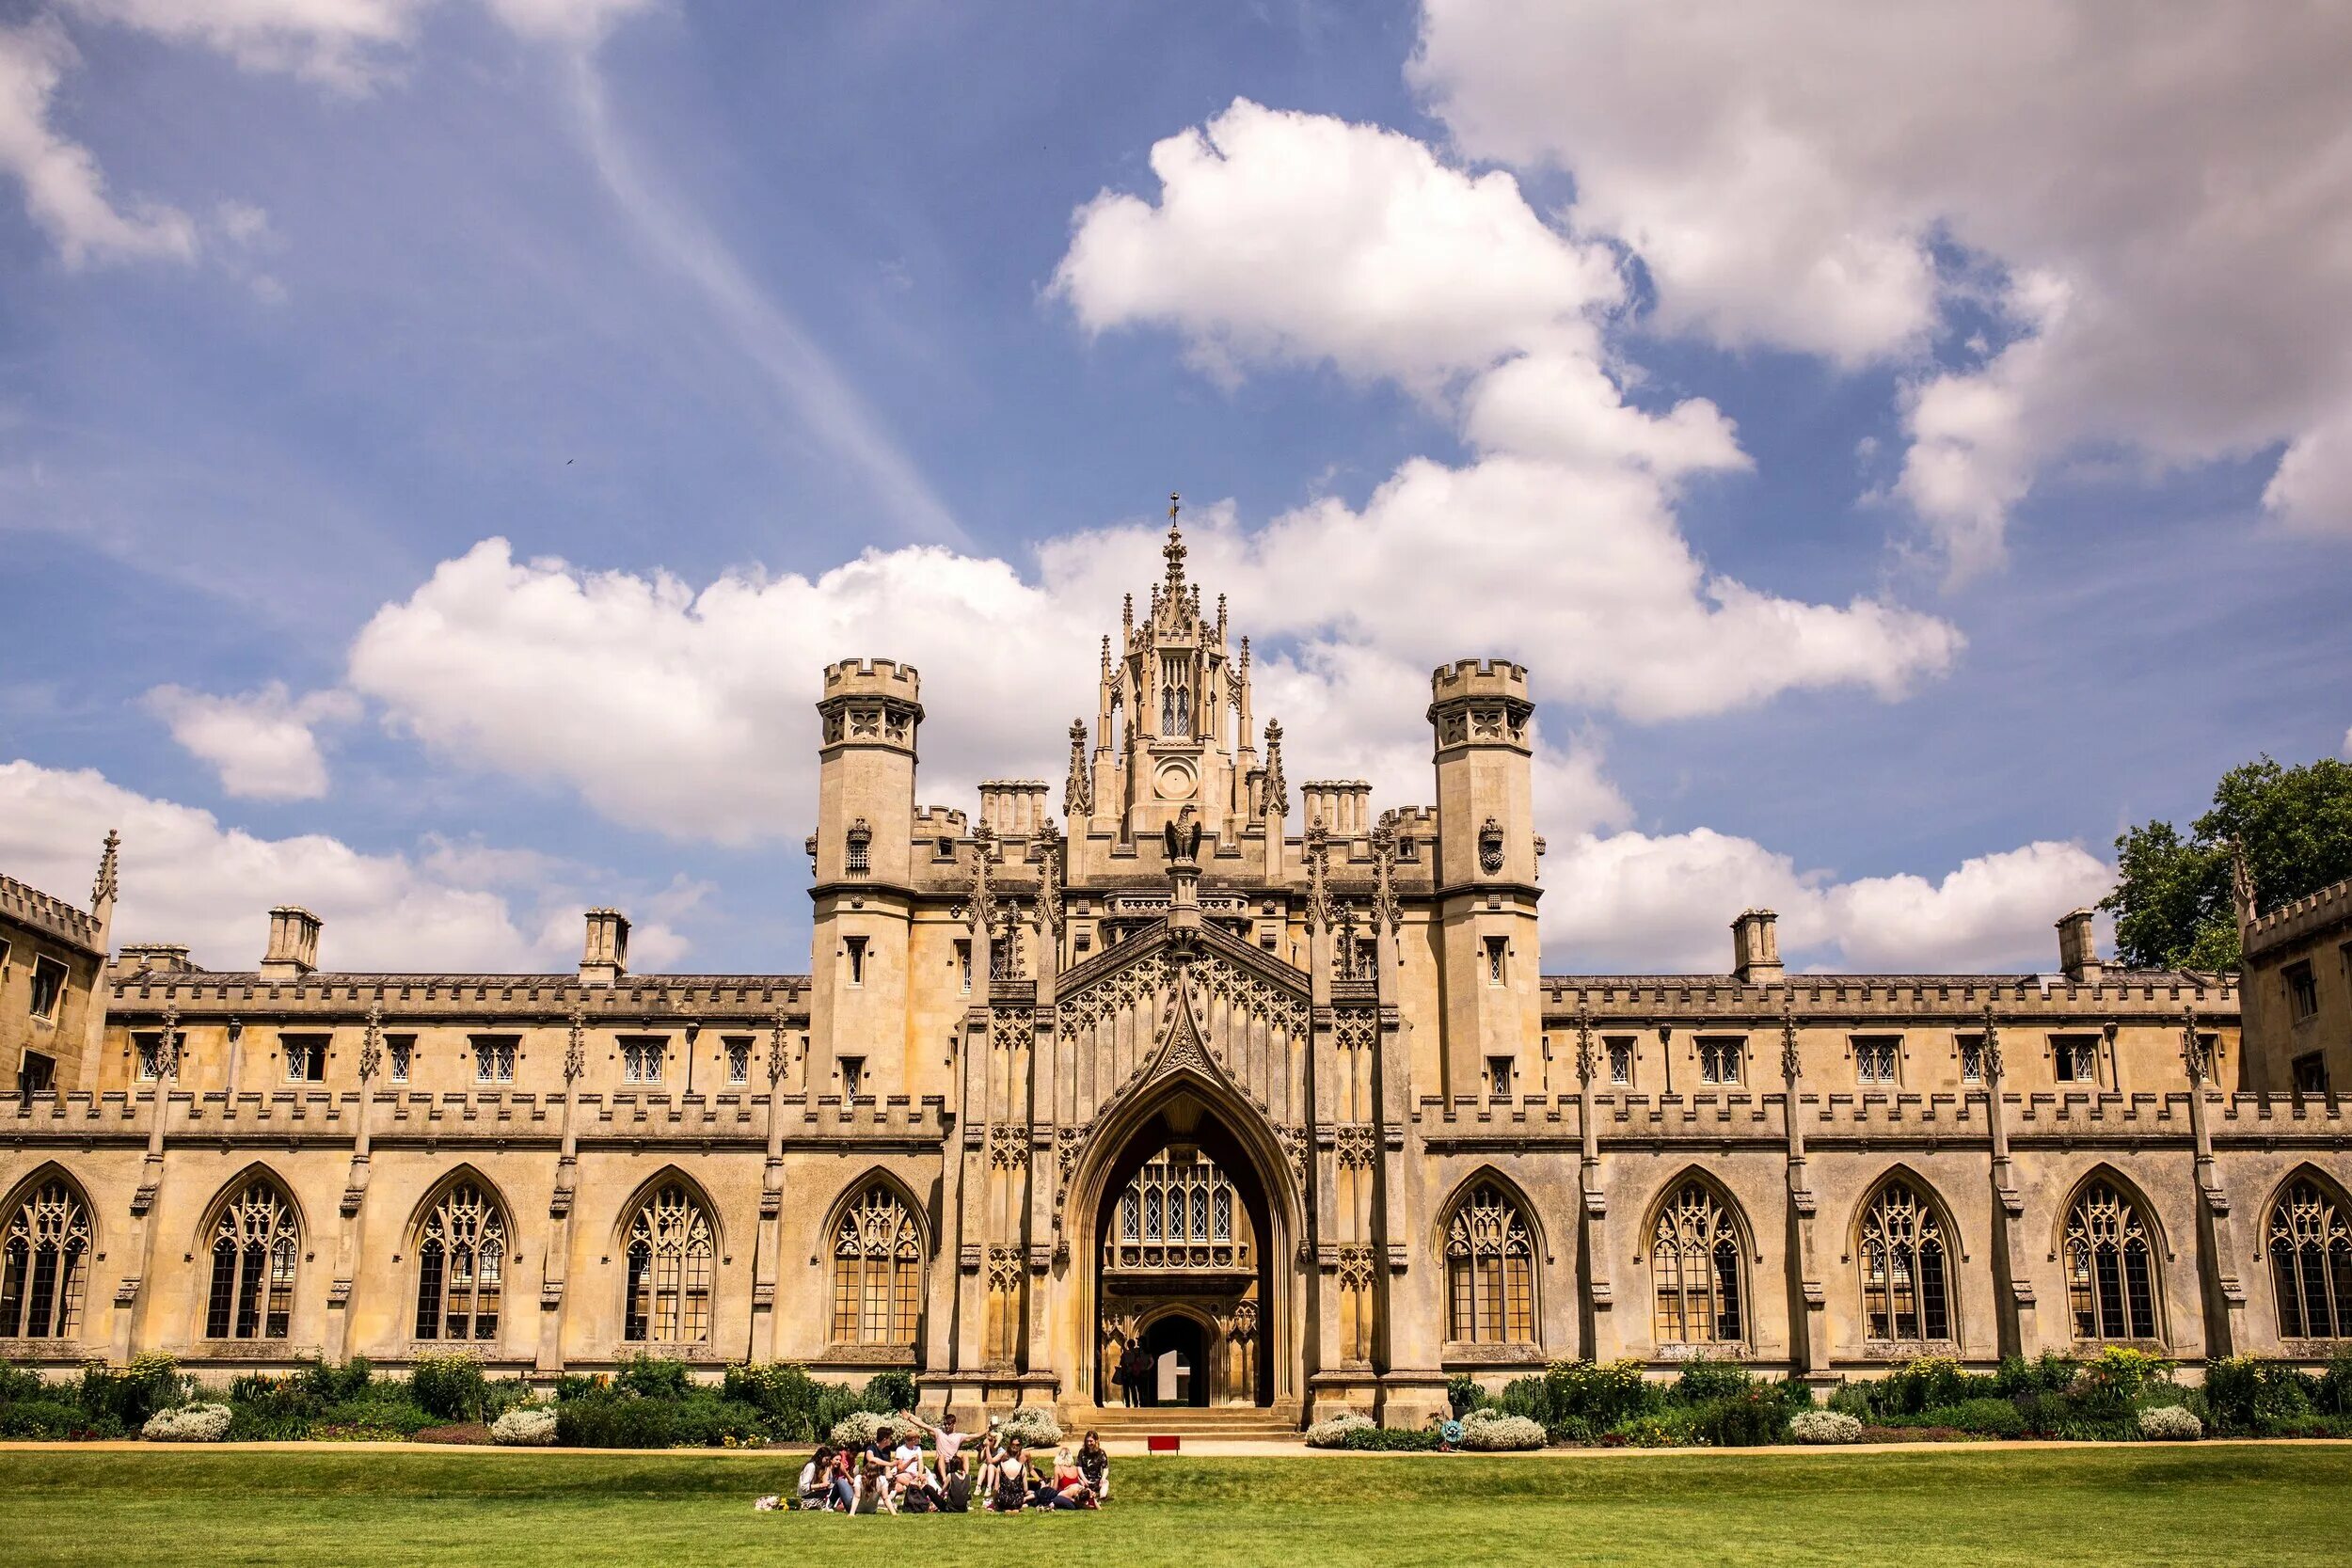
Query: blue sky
[{"left": 2, "top": 1, "right": 2348, "bottom": 976}]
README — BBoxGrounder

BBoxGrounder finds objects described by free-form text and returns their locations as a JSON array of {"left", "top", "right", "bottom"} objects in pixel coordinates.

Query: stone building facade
[{"left": 4, "top": 515, "right": 2349, "bottom": 1424}]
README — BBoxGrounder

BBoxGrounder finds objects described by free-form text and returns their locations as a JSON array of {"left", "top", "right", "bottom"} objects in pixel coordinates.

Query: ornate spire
[
  {"left": 2229, "top": 835, "right": 2258, "bottom": 926},
  {"left": 1574, "top": 1003, "right": 1596, "bottom": 1083},
  {"left": 564, "top": 1008, "right": 586, "bottom": 1083},
  {"left": 358, "top": 999, "right": 383, "bottom": 1083},
  {"left": 1263, "top": 719, "right": 1289, "bottom": 817},
  {"left": 92, "top": 829, "right": 119, "bottom": 911},
  {"left": 2180, "top": 1004, "right": 2210, "bottom": 1084},
  {"left": 1979, "top": 1001, "right": 2005, "bottom": 1083},
  {"left": 1304, "top": 820, "right": 1331, "bottom": 935},
  {"left": 1779, "top": 994, "right": 1802, "bottom": 1084},
  {"left": 1034, "top": 818, "right": 1065, "bottom": 944},
  {"left": 767, "top": 1006, "right": 789, "bottom": 1085},
  {"left": 1099, "top": 633, "right": 1112, "bottom": 680},
  {"left": 1064, "top": 720, "right": 1093, "bottom": 817},
  {"left": 1163, "top": 492, "right": 1186, "bottom": 596}
]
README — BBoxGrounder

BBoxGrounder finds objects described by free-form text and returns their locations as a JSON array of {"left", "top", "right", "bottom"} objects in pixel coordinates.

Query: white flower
[
  {"left": 1305, "top": 1410, "right": 1375, "bottom": 1448},
  {"left": 491, "top": 1406, "right": 560, "bottom": 1446},
  {"left": 142, "top": 1402, "right": 231, "bottom": 1442},
  {"left": 1788, "top": 1410, "right": 1864, "bottom": 1445},
  {"left": 2137, "top": 1404, "right": 2202, "bottom": 1440},
  {"left": 1458, "top": 1410, "right": 1546, "bottom": 1450}
]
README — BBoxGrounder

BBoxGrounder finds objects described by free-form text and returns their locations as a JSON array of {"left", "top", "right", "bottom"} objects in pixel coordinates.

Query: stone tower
[
  {"left": 1427, "top": 658, "right": 1541, "bottom": 1097},
  {"left": 810, "top": 657, "right": 923, "bottom": 1098}
]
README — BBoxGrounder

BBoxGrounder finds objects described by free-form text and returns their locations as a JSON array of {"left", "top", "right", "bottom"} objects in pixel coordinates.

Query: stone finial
[
  {"left": 2056, "top": 908, "right": 2103, "bottom": 983},
  {"left": 92, "top": 829, "right": 120, "bottom": 912},
  {"left": 580, "top": 908, "right": 629, "bottom": 986},
  {"left": 261, "top": 906, "right": 321, "bottom": 979},
  {"left": 2229, "top": 836, "right": 2257, "bottom": 927},
  {"left": 1731, "top": 909, "right": 1783, "bottom": 984}
]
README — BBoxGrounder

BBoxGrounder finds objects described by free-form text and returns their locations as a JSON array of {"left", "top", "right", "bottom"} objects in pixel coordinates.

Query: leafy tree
[{"left": 2103, "top": 756, "right": 2352, "bottom": 969}]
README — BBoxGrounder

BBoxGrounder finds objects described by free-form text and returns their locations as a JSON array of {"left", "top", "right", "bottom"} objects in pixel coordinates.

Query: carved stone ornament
[
  {"left": 1336, "top": 1244, "right": 1376, "bottom": 1291},
  {"left": 987, "top": 1245, "right": 1023, "bottom": 1292},
  {"left": 564, "top": 1009, "right": 586, "bottom": 1083},
  {"left": 1333, "top": 1125, "right": 1378, "bottom": 1171},
  {"left": 767, "top": 1009, "right": 789, "bottom": 1085},
  {"left": 1573, "top": 1005, "right": 1597, "bottom": 1084},
  {"left": 988, "top": 1123, "right": 1028, "bottom": 1170},
  {"left": 1478, "top": 817, "right": 1505, "bottom": 876},
  {"left": 1779, "top": 998, "right": 1802, "bottom": 1085},
  {"left": 1064, "top": 720, "right": 1093, "bottom": 818},
  {"left": 358, "top": 1000, "right": 384, "bottom": 1084}
]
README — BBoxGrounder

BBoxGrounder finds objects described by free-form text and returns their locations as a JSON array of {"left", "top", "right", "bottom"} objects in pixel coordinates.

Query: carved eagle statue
[{"left": 1163, "top": 804, "right": 1203, "bottom": 864}]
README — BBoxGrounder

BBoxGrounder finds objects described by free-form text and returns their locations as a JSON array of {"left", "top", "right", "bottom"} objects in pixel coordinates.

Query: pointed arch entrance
[{"left": 1070, "top": 1076, "right": 1295, "bottom": 1410}]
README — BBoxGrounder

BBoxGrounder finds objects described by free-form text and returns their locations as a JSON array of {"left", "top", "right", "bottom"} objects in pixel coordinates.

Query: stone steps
[{"left": 1073, "top": 1406, "right": 1299, "bottom": 1438}]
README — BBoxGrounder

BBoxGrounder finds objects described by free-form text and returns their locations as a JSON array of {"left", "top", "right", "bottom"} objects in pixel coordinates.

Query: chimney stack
[
  {"left": 2057, "top": 908, "right": 2104, "bottom": 983},
  {"left": 260, "top": 907, "right": 321, "bottom": 979},
  {"left": 1731, "top": 909, "right": 1783, "bottom": 984},
  {"left": 580, "top": 908, "right": 630, "bottom": 986}
]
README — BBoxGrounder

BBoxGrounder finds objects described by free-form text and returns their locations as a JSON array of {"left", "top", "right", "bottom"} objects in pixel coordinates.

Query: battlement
[
  {"left": 978, "top": 781, "right": 1052, "bottom": 837},
  {"left": 2244, "top": 871, "right": 2352, "bottom": 957},
  {"left": 0, "top": 871, "right": 102, "bottom": 953},
  {"left": 1429, "top": 657, "right": 1531, "bottom": 703},
  {"left": 1301, "top": 780, "right": 1374, "bottom": 837},
  {"left": 820, "top": 657, "right": 923, "bottom": 698},
  {"left": 914, "top": 806, "right": 970, "bottom": 836}
]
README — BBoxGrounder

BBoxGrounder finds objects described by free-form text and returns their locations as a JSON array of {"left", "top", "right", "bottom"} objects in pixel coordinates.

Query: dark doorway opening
[{"left": 1139, "top": 1314, "right": 1209, "bottom": 1407}]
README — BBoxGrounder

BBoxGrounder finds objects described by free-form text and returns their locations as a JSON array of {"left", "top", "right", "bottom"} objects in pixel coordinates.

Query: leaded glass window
[
  {"left": 2065, "top": 1180, "right": 2158, "bottom": 1341},
  {"left": 1860, "top": 1179, "right": 1950, "bottom": 1342},
  {"left": 2268, "top": 1179, "right": 2352, "bottom": 1339},
  {"left": 625, "top": 1182, "right": 714, "bottom": 1345},
  {"left": 413, "top": 1180, "right": 505, "bottom": 1342},
  {"left": 1445, "top": 1183, "right": 1535, "bottom": 1345},
  {"left": 0, "top": 1177, "right": 90, "bottom": 1338},
  {"left": 205, "top": 1179, "right": 297, "bottom": 1339},
  {"left": 830, "top": 1183, "right": 922, "bottom": 1346},
  {"left": 1106, "top": 1148, "right": 1246, "bottom": 1270},
  {"left": 1652, "top": 1180, "right": 1743, "bottom": 1344}
]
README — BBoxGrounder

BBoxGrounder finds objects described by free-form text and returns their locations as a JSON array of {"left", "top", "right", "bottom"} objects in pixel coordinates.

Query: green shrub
[
  {"left": 1675, "top": 1360, "right": 1753, "bottom": 1402},
  {"left": 77, "top": 1355, "right": 186, "bottom": 1429},
  {"left": 1544, "top": 1359, "right": 1655, "bottom": 1433},
  {"left": 1446, "top": 1372, "right": 1486, "bottom": 1417},
  {"left": 723, "top": 1362, "right": 829, "bottom": 1440},
  {"left": 1495, "top": 1374, "right": 1550, "bottom": 1425},
  {"left": 859, "top": 1370, "right": 917, "bottom": 1414},
  {"left": 2318, "top": 1349, "right": 2352, "bottom": 1415},
  {"left": 1688, "top": 1387, "right": 1786, "bottom": 1448},
  {"left": 410, "top": 1352, "right": 489, "bottom": 1420},
  {"left": 1826, "top": 1381, "right": 1874, "bottom": 1418},
  {"left": 614, "top": 1355, "right": 691, "bottom": 1400},
  {"left": 1998, "top": 1352, "right": 2081, "bottom": 1397},
  {"left": 0, "top": 1398, "right": 120, "bottom": 1439},
  {"left": 0, "top": 1361, "right": 52, "bottom": 1402},
  {"left": 1878, "top": 1398, "right": 2024, "bottom": 1438},
  {"left": 1327, "top": 1423, "right": 1443, "bottom": 1450},
  {"left": 2072, "top": 1347, "right": 2169, "bottom": 1418},
  {"left": 557, "top": 1394, "right": 675, "bottom": 1449}
]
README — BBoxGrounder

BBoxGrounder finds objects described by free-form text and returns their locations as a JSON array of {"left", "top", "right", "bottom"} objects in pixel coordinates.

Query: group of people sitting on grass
[{"left": 787, "top": 1412, "right": 1112, "bottom": 1513}]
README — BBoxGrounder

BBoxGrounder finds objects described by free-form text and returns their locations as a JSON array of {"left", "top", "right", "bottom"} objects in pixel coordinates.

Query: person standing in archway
[{"left": 1121, "top": 1341, "right": 1153, "bottom": 1407}]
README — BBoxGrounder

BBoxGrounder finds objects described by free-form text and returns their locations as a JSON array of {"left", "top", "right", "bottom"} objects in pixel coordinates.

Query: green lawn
[{"left": 5, "top": 1446, "right": 2346, "bottom": 1567}]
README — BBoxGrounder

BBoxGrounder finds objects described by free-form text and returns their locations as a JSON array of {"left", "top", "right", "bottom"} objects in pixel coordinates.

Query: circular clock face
[{"left": 1154, "top": 759, "right": 1197, "bottom": 800}]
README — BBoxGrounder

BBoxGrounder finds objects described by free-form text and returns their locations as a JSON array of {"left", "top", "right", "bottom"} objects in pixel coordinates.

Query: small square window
[
  {"left": 388, "top": 1038, "right": 412, "bottom": 1085},
  {"left": 473, "top": 1037, "right": 516, "bottom": 1085},
  {"left": 1486, "top": 1055, "right": 1515, "bottom": 1097},
  {"left": 2292, "top": 1051, "right": 2329, "bottom": 1095},
  {"left": 725, "top": 1038, "right": 752, "bottom": 1085},
  {"left": 1398, "top": 836, "right": 1418, "bottom": 863},
  {"left": 839, "top": 1055, "right": 866, "bottom": 1099},
  {"left": 1606, "top": 1038, "right": 1634, "bottom": 1085},
  {"left": 17, "top": 1051, "right": 54, "bottom": 1095},
  {"left": 1698, "top": 1037, "right": 1742, "bottom": 1085},
  {"left": 2052, "top": 1036, "right": 2098, "bottom": 1085},
  {"left": 2286, "top": 962, "right": 2319, "bottom": 1021},
  {"left": 283, "top": 1037, "right": 327, "bottom": 1083},
  {"left": 27, "top": 956, "right": 68, "bottom": 1021},
  {"left": 1854, "top": 1037, "right": 1899, "bottom": 1085},
  {"left": 621, "top": 1038, "right": 665, "bottom": 1085},
  {"left": 845, "top": 936, "right": 869, "bottom": 988}
]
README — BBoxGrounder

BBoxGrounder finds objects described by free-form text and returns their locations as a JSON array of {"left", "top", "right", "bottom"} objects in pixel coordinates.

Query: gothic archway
[{"left": 1069, "top": 1073, "right": 1296, "bottom": 1411}]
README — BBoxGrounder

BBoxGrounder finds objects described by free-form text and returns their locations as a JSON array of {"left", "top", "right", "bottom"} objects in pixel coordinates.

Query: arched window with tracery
[
  {"left": 1109, "top": 1147, "right": 1242, "bottom": 1270},
  {"left": 624, "top": 1183, "right": 714, "bottom": 1345},
  {"left": 414, "top": 1180, "right": 506, "bottom": 1342},
  {"left": 1860, "top": 1179, "right": 1952, "bottom": 1343},
  {"left": 0, "top": 1176, "right": 91, "bottom": 1339},
  {"left": 2268, "top": 1178, "right": 2352, "bottom": 1339},
  {"left": 1445, "top": 1183, "right": 1535, "bottom": 1345},
  {"left": 1651, "top": 1180, "right": 1744, "bottom": 1345},
  {"left": 204, "top": 1179, "right": 298, "bottom": 1339},
  {"left": 2064, "top": 1179, "right": 2159, "bottom": 1341},
  {"left": 831, "top": 1182, "right": 923, "bottom": 1346}
]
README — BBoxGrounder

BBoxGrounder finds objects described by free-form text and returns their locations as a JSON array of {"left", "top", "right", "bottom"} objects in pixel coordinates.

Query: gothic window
[
  {"left": 0, "top": 1177, "right": 91, "bottom": 1338},
  {"left": 388, "top": 1037, "right": 412, "bottom": 1084},
  {"left": 621, "top": 1037, "right": 665, "bottom": 1085},
  {"left": 2286, "top": 962, "right": 2318, "bottom": 1020},
  {"left": 624, "top": 1182, "right": 715, "bottom": 1345},
  {"left": 284, "top": 1036, "right": 326, "bottom": 1083},
  {"left": 1484, "top": 936, "right": 1507, "bottom": 987},
  {"left": 2064, "top": 1180, "right": 2159, "bottom": 1341},
  {"left": 845, "top": 937, "right": 868, "bottom": 988},
  {"left": 724, "top": 1039, "right": 751, "bottom": 1085},
  {"left": 838, "top": 1055, "right": 866, "bottom": 1099},
  {"left": 135, "top": 1032, "right": 164, "bottom": 1082},
  {"left": 27, "top": 956, "right": 67, "bottom": 1020},
  {"left": 2268, "top": 1179, "right": 2352, "bottom": 1339},
  {"left": 1860, "top": 1180, "right": 1951, "bottom": 1342},
  {"left": 472, "top": 1037, "right": 516, "bottom": 1085},
  {"left": 1445, "top": 1183, "right": 1535, "bottom": 1345},
  {"left": 413, "top": 1180, "right": 505, "bottom": 1342},
  {"left": 1959, "top": 1036, "right": 1985, "bottom": 1084},
  {"left": 1607, "top": 1038, "right": 1634, "bottom": 1085},
  {"left": 1108, "top": 1148, "right": 1245, "bottom": 1270},
  {"left": 204, "top": 1179, "right": 298, "bottom": 1340},
  {"left": 830, "top": 1183, "right": 921, "bottom": 1346},
  {"left": 955, "top": 939, "right": 973, "bottom": 994},
  {"left": 1697, "top": 1038, "right": 1743, "bottom": 1085},
  {"left": 1853, "top": 1037, "right": 1899, "bottom": 1085},
  {"left": 2052, "top": 1036, "right": 2099, "bottom": 1085},
  {"left": 1651, "top": 1180, "right": 1744, "bottom": 1345}
]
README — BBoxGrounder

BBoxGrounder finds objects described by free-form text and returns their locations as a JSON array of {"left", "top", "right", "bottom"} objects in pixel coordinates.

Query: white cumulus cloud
[
  {"left": 1412, "top": 0, "right": 2352, "bottom": 573},
  {"left": 0, "top": 759, "right": 689, "bottom": 971},
  {"left": 0, "top": 18, "right": 197, "bottom": 266},
  {"left": 142, "top": 682, "right": 362, "bottom": 801}
]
